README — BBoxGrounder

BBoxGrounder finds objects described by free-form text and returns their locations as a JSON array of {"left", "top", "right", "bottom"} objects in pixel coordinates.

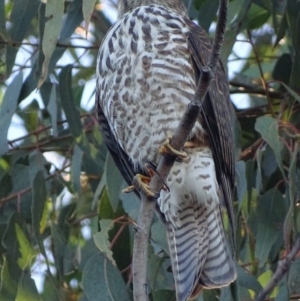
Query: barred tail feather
[
  {"left": 166, "top": 205, "right": 209, "bottom": 301},
  {"left": 199, "top": 205, "right": 236, "bottom": 288}
]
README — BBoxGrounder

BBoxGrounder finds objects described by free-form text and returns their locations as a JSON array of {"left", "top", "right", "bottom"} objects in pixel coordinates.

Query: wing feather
[{"left": 186, "top": 20, "right": 236, "bottom": 247}]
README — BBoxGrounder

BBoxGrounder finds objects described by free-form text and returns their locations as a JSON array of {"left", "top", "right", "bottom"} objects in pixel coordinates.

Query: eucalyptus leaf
[
  {"left": 105, "top": 153, "right": 123, "bottom": 212},
  {"left": 93, "top": 219, "right": 115, "bottom": 265},
  {"left": 0, "top": 72, "right": 23, "bottom": 156},
  {"left": 255, "top": 116, "right": 285, "bottom": 180},
  {"left": 82, "top": 0, "right": 96, "bottom": 32},
  {"left": 82, "top": 252, "right": 131, "bottom": 301},
  {"left": 38, "top": 0, "right": 64, "bottom": 88},
  {"left": 255, "top": 188, "right": 286, "bottom": 267}
]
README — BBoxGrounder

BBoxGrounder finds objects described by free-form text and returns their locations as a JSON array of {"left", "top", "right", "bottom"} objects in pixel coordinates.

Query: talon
[
  {"left": 122, "top": 185, "right": 136, "bottom": 194},
  {"left": 145, "top": 162, "right": 170, "bottom": 192},
  {"left": 134, "top": 174, "right": 158, "bottom": 198},
  {"left": 159, "top": 131, "right": 187, "bottom": 159},
  {"left": 122, "top": 174, "right": 158, "bottom": 198}
]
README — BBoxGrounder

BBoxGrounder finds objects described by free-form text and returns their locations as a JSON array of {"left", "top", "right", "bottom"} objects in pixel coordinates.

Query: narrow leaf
[
  {"left": 59, "top": 65, "right": 82, "bottom": 139},
  {"left": 0, "top": 257, "right": 18, "bottom": 301},
  {"left": 255, "top": 116, "right": 285, "bottom": 179},
  {"left": 38, "top": 0, "right": 64, "bottom": 88},
  {"left": 0, "top": 72, "right": 23, "bottom": 156},
  {"left": 255, "top": 188, "right": 286, "bottom": 267},
  {"left": 235, "top": 161, "right": 247, "bottom": 208},
  {"left": 288, "top": 258, "right": 300, "bottom": 295},
  {"left": 31, "top": 170, "right": 47, "bottom": 256},
  {"left": 5, "top": 0, "right": 39, "bottom": 75},
  {"left": 16, "top": 271, "right": 41, "bottom": 301},
  {"left": 47, "top": 84, "right": 58, "bottom": 136},
  {"left": 105, "top": 153, "right": 123, "bottom": 211},
  {"left": 236, "top": 264, "right": 262, "bottom": 294},
  {"left": 82, "top": 0, "right": 96, "bottom": 32},
  {"left": 71, "top": 144, "right": 84, "bottom": 193},
  {"left": 50, "top": 223, "right": 66, "bottom": 278},
  {"left": 2, "top": 213, "right": 34, "bottom": 281},
  {"left": 15, "top": 224, "right": 36, "bottom": 270},
  {"left": 281, "top": 82, "right": 300, "bottom": 103}
]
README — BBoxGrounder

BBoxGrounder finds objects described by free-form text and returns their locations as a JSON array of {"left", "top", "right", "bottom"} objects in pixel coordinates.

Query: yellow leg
[
  {"left": 159, "top": 131, "right": 195, "bottom": 159},
  {"left": 122, "top": 174, "right": 157, "bottom": 198}
]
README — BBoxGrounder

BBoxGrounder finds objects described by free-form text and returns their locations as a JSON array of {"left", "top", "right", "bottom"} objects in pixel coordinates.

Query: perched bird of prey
[{"left": 96, "top": 0, "right": 236, "bottom": 300}]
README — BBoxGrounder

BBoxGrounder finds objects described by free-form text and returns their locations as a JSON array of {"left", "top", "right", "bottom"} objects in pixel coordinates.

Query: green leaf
[
  {"left": 71, "top": 144, "right": 84, "bottom": 193},
  {"left": 0, "top": 72, "right": 23, "bottom": 156},
  {"left": 5, "top": 0, "right": 39, "bottom": 75},
  {"left": 47, "top": 84, "right": 58, "bottom": 136},
  {"left": 59, "top": 65, "right": 82, "bottom": 139},
  {"left": 274, "top": 12, "right": 288, "bottom": 47},
  {"left": 236, "top": 161, "right": 247, "bottom": 208},
  {"left": 288, "top": 251, "right": 300, "bottom": 294},
  {"left": 2, "top": 213, "right": 36, "bottom": 282},
  {"left": 105, "top": 153, "right": 123, "bottom": 212},
  {"left": 275, "top": 282, "right": 290, "bottom": 301},
  {"left": 50, "top": 223, "right": 66, "bottom": 278},
  {"left": 255, "top": 188, "right": 286, "bottom": 267},
  {"left": 31, "top": 170, "right": 47, "bottom": 256},
  {"left": 281, "top": 82, "right": 300, "bottom": 103},
  {"left": 15, "top": 223, "right": 36, "bottom": 270},
  {"left": 82, "top": 252, "right": 131, "bottom": 301},
  {"left": 92, "top": 174, "right": 106, "bottom": 210},
  {"left": 258, "top": 270, "right": 278, "bottom": 297},
  {"left": 82, "top": 0, "right": 96, "bottom": 32},
  {"left": 151, "top": 221, "right": 169, "bottom": 255},
  {"left": 148, "top": 251, "right": 172, "bottom": 292},
  {"left": 0, "top": 256, "right": 18, "bottom": 301},
  {"left": 244, "top": 3, "right": 270, "bottom": 30},
  {"left": 272, "top": 54, "right": 292, "bottom": 85},
  {"left": 255, "top": 116, "right": 285, "bottom": 179},
  {"left": 93, "top": 219, "right": 115, "bottom": 265},
  {"left": 59, "top": 0, "right": 83, "bottom": 41},
  {"left": 236, "top": 264, "right": 262, "bottom": 295},
  {"left": 0, "top": 0, "right": 5, "bottom": 36},
  {"left": 38, "top": 0, "right": 64, "bottom": 88},
  {"left": 152, "top": 290, "right": 175, "bottom": 301},
  {"left": 120, "top": 181, "right": 140, "bottom": 220},
  {"left": 19, "top": 0, "right": 83, "bottom": 102},
  {"left": 16, "top": 271, "right": 41, "bottom": 301},
  {"left": 196, "top": 0, "right": 219, "bottom": 31}
]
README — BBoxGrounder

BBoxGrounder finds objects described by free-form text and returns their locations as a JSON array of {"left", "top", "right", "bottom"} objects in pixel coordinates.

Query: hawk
[{"left": 96, "top": 0, "right": 236, "bottom": 300}]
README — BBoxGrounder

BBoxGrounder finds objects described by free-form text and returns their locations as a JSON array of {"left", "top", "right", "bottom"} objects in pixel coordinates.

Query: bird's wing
[
  {"left": 96, "top": 90, "right": 137, "bottom": 186},
  {"left": 186, "top": 19, "right": 236, "bottom": 247}
]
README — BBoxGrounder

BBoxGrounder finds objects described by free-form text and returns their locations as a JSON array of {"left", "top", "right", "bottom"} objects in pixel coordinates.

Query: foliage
[{"left": 0, "top": 0, "right": 300, "bottom": 300}]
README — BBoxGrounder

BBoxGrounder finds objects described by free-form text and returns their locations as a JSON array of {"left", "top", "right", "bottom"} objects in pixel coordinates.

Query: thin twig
[
  {"left": 255, "top": 235, "right": 300, "bottom": 301},
  {"left": 0, "top": 40, "right": 99, "bottom": 50},
  {"left": 0, "top": 164, "right": 71, "bottom": 205},
  {"left": 131, "top": 1, "right": 228, "bottom": 301},
  {"left": 247, "top": 30, "right": 275, "bottom": 117},
  {"left": 239, "top": 138, "right": 263, "bottom": 161}
]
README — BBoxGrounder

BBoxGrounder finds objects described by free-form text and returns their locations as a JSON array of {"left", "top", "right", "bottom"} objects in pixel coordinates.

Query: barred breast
[{"left": 96, "top": 4, "right": 205, "bottom": 170}]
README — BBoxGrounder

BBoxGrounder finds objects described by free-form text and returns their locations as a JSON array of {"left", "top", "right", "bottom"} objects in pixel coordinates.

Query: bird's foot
[
  {"left": 159, "top": 131, "right": 196, "bottom": 160},
  {"left": 122, "top": 174, "right": 158, "bottom": 198},
  {"left": 145, "top": 162, "right": 169, "bottom": 192}
]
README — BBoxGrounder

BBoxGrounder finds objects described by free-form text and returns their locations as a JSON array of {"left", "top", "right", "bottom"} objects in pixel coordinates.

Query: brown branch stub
[
  {"left": 131, "top": 1, "right": 229, "bottom": 301},
  {"left": 255, "top": 235, "right": 300, "bottom": 301}
]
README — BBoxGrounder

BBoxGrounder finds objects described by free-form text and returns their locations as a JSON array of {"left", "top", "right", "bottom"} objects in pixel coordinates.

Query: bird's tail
[
  {"left": 166, "top": 202, "right": 236, "bottom": 301},
  {"left": 163, "top": 149, "right": 236, "bottom": 301}
]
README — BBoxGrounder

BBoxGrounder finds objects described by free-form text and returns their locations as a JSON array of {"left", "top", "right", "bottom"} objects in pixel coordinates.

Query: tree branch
[
  {"left": 255, "top": 235, "right": 300, "bottom": 301},
  {"left": 132, "top": 1, "right": 228, "bottom": 300}
]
